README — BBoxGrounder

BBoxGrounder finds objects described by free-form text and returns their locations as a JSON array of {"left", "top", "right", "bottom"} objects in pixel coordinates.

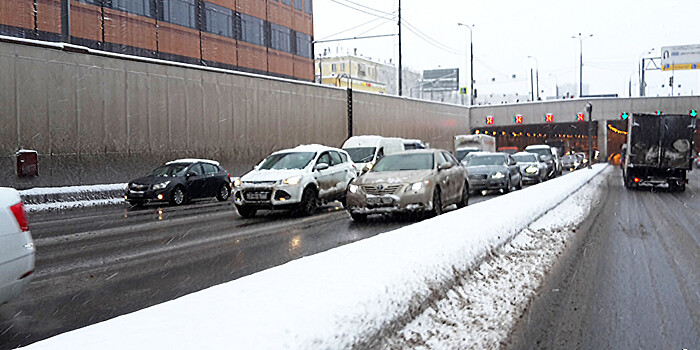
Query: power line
[
  {"left": 336, "top": 0, "right": 395, "bottom": 17},
  {"left": 328, "top": 0, "right": 394, "bottom": 20},
  {"left": 317, "top": 11, "right": 396, "bottom": 41},
  {"left": 402, "top": 19, "right": 463, "bottom": 55}
]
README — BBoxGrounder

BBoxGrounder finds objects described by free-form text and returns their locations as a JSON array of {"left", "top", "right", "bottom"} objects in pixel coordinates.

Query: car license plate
[
  {"left": 245, "top": 191, "right": 270, "bottom": 201},
  {"left": 367, "top": 196, "right": 393, "bottom": 206}
]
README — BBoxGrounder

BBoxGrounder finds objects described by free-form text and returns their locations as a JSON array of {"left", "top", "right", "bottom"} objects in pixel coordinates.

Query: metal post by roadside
[{"left": 586, "top": 102, "right": 593, "bottom": 169}]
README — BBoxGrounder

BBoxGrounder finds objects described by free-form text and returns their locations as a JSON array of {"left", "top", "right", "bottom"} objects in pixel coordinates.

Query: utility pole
[
  {"left": 586, "top": 102, "right": 593, "bottom": 169},
  {"left": 398, "top": 0, "right": 403, "bottom": 96},
  {"left": 530, "top": 68, "right": 534, "bottom": 101},
  {"left": 457, "top": 23, "right": 474, "bottom": 105},
  {"left": 572, "top": 33, "right": 593, "bottom": 98},
  {"left": 60, "top": 0, "right": 70, "bottom": 42}
]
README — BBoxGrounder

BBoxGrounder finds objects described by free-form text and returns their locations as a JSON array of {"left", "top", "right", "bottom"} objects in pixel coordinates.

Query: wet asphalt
[
  {"left": 0, "top": 181, "right": 511, "bottom": 348},
  {"left": 507, "top": 167, "right": 699, "bottom": 350}
]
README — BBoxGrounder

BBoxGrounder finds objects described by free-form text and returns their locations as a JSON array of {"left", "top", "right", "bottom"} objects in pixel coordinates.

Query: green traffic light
[
  {"left": 690, "top": 109, "right": 697, "bottom": 117},
  {"left": 620, "top": 112, "right": 629, "bottom": 120},
  {"left": 656, "top": 110, "right": 662, "bottom": 116}
]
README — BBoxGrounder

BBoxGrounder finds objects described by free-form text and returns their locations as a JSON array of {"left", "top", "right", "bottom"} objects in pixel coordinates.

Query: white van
[{"left": 342, "top": 135, "right": 405, "bottom": 172}]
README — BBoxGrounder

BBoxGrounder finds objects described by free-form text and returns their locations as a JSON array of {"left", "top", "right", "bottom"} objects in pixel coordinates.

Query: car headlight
[
  {"left": 282, "top": 175, "right": 303, "bottom": 186},
  {"left": 492, "top": 172, "right": 505, "bottom": 179},
  {"left": 365, "top": 162, "right": 374, "bottom": 171},
  {"left": 152, "top": 181, "right": 170, "bottom": 190},
  {"left": 348, "top": 184, "right": 359, "bottom": 193},
  {"left": 405, "top": 180, "right": 429, "bottom": 192},
  {"left": 573, "top": 161, "right": 580, "bottom": 167},
  {"left": 525, "top": 166, "right": 538, "bottom": 174},
  {"left": 233, "top": 178, "right": 242, "bottom": 187}
]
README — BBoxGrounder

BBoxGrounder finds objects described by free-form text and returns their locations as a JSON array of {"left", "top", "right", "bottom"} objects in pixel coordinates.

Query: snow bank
[
  {"left": 24, "top": 165, "right": 607, "bottom": 350},
  {"left": 383, "top": 167, "right": 608, "bottom": 349},
  {"left": 18, "top": 183, "right": 127, "bottom": 211}
]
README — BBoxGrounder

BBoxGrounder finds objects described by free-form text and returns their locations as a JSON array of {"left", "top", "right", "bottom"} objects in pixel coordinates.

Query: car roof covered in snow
[
  {"left": 166, "top": 158, "right": 220, "bottom": 166},
  {"left": 273, "top": 144, "right": 346, "bottom": 155}
]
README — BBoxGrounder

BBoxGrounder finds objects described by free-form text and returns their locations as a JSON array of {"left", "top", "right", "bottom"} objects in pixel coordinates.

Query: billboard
[
  {"left": 661, "top": 45, "right": 700, "bottom": 71},
  {"left": 422, "top": 68, "right": 459, "bottom": 91}
]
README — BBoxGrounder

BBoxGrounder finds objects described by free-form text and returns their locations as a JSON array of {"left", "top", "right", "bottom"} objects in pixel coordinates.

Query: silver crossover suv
[{"left": 345, "top": 149, "right": 469, "bottom": 221}]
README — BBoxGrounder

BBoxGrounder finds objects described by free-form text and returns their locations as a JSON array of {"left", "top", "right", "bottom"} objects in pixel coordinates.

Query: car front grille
[
  {"left": 469, "top": 174, "right": 488, "bottom": 181},
  {"left": 362, "top": 184, "right": 402, "bottom": 195},
  {"left": 130, "top": 184, "right": 149, "bottom": 191},
  {"left": 245, "top": 180, "right": 277, "bottom": 185}
]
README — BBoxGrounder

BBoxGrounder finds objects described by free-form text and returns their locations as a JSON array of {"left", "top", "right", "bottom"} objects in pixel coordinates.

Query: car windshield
[
  {"left": 149, "top": 164, "right": 189, "bottom": 177},
  {"left": 513, "top": 154, "right": 538, "bottom": 163},
  {"left": 259, "top": 152, "right": 316, "bottom": 170},
  {"left": 455, "top": 149, "right": 478, "bottom": 161},
  {"left": 526, "top": 148, "right": 551, "bottom": 158},
  {"left": 563, "top": 155, "right": 578, "bottom": 162},
  {"left": 344, "top": 147, "right": 376, "bottom": 163},
  {"left": 372, "top": 153, "right": 434, "bottom": 172},
  {"left": 466, "top": 155, "right": 505, "bottom": 166}
]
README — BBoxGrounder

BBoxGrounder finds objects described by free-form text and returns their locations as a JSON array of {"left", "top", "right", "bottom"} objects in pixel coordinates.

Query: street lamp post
[
  {"left": 572, "top": 33, "right": 593, "bottom": 98},
  {"left": 458, "top": 23, "right": 474, "bottom": 105},
  {"left": 527, "top": 56, "right": 539, "bottom": 101}
]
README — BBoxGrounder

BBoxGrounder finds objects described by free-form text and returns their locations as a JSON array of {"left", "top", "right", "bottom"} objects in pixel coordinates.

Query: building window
[
  {"left": 340, "top": 63, "right": 345, "bottom": 71},
  {"left": 294, "top": 0, "right": 302, "bottom": 11},
  {"left": 270, "top": 23, "right": 291, "bottom": 52},
  {"left": 241, "top": 13, "right": 265, "bottom": 46},
  {"left": 304, "top": 0, "right": 312, "bottom": 14},
  {"left": 281, "top": 0, "right": 291, "bottom": 5},
  {"left": 110, "top": 0, "right": 153, "bottom": 17},
  {"left": 75, "top": 0, "right": 103, "bottom": 5},
  {"left": 162, "top": 0, "right": 197, "bottom": 29},
  {"left": 295, "top": 32, "right": 311, "bottom": 58},
  {"left": 204, "top": 2, "right": 233, "bottom": 38},
  {"left": 331, "top": 63, "right": 337, "bottom": 72}
]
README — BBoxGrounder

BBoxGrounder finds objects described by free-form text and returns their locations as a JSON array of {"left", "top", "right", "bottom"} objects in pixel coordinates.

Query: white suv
[
  {"left": 233, "top": 145, "right": 356, "bottom": 217},
  {"left": 0, "top": 187, "right": 36, "bottom": 304}
]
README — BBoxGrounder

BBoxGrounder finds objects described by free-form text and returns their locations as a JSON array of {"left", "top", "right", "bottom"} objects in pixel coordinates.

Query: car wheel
[
  {"left": 516, "top": 176, "right": 523, "bottom": 190},
  {"left": 457, "top": 182, "right": 469, "bottom": 208},
  {"left": 169, "top": 187, "right": 186, "bottom": 206},
  {"left": 503, "top": 177, "right": 511, "bottom": 194},
  {"left": 297, "top": 187, "right": 318, "bottom": 216},
  {"left": 428, "top": 187, "right": 443, "bottom": 217},
  {"left": 236, "top": 205, "right": 256, "bottom": 218},
  {"left": 216, "top": 184, "right": 231, "bottom": 201},
  {"left": 350, "top": 212, "right": 367, "bottom": 222}
]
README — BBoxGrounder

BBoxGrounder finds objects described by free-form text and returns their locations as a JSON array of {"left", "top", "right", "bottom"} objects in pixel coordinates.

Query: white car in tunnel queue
[
  {"left": 512, "top": 152, "right": 548, "bottom": 184},
  {"left": 0, "top": 187, "right": 36, "bottom": 305},
  {"left": 233, "top": 145, "right": 356, "bottom": 218}
]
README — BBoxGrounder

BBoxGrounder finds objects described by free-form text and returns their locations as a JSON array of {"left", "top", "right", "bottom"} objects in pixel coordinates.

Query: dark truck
[{"left": 622, "top": 113, "right": 696, "bottom": 191}]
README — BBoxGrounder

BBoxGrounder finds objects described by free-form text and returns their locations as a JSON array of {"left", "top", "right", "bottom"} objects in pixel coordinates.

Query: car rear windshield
[
  {"left": 344, "top": 147, "right": 376, "bottom": 163},
  {"left": 563, "top": 155, "right": 578, "bottom": 161},
  {"left": 513, "top": 154, "right": 537, "bottom": 163},
  {"left": 259, "top": 152, "right": 315, "bottom": 170},
  {"left": 466, "top": 155, "right": 505, "bottom": 166},
  {"left": 455, "top": 149, "right": 478, "bottom": 161},
  {"left": 149, "top": 164, "right": 189, "bottom": 177},
  {"left": 526, "top": 148, "right": 551, "bottom": 158},
  {"left": 372, "top": 154, "right": 434, "bottom": 172}
]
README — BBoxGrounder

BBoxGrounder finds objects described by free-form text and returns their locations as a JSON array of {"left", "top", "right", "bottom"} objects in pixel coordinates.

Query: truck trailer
[
  {"left": 622, "top": 113, "right": 696, "bottom": 191},
  {"left": 454, "top": 134, "right": 496, "bottom": 161}
]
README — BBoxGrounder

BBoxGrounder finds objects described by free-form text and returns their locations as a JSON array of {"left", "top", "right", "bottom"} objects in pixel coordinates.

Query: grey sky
[{"left": 314, "top": 0, "right": 700, "bottom": 99}]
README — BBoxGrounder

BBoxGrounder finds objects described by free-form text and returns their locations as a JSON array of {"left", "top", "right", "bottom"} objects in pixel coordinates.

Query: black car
[{"left": 126, "top": 159, "right": 232, "bottom": 206}]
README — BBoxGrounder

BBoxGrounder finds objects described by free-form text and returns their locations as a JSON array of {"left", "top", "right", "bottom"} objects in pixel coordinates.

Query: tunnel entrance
[{"left": 473, "top": 121, "right": 599, "bottom": 157}]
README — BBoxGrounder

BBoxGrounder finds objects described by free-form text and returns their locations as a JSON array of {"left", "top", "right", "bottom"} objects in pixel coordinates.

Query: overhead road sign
[
  {"left": 422, "top": 68, "right": 459, "bottom": 91},
  {"left": 661, "top": 44, "right": 700, "bottom": 71}
]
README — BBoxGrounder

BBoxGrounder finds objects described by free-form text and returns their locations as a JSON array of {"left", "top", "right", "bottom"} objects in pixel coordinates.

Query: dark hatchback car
[{"left": 126, "top": 159, "right": 232, "bottom": 206}]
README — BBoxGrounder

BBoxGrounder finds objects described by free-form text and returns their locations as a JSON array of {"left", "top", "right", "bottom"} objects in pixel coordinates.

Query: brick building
[{"left": 0, "top": 0, "right": 314, "bottom": 81}]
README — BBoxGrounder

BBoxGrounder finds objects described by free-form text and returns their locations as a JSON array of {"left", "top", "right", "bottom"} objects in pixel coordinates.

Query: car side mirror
[
  {"left": 438, "top": 162, "right": 453, "bottom": 171},
  {"left": 187, "top": 172, "right": 197, "bottom": 177},
  {"left": 314, "top": 163, "right": 329, "bottom": 171}
]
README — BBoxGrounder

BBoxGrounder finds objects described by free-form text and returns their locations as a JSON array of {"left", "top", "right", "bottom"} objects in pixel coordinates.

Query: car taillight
[
  {"left": 634, "top": 177, "right": 641, "bottom": 183},
  {"left": 10, "top": 202, "right": 29, "bottom": 232},
  {"left": 228, "top": 173, "right": 231, "bottom": 181}
]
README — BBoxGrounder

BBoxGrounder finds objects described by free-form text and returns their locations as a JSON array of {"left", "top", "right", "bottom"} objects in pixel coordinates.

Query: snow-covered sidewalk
[{"left": 24, "top": 165, "right": 607, "bottom": 350}]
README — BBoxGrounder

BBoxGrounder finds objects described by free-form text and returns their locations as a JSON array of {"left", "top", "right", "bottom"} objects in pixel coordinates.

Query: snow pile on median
[
  {"left": 381, "top": 167, "right": 608, "bottom": 349},
  {"left": 24, "top": 165, "right": 606, "bottom": 350},
  {"left": 19, "top": 183, "right": 127, "bottom": 212}
]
